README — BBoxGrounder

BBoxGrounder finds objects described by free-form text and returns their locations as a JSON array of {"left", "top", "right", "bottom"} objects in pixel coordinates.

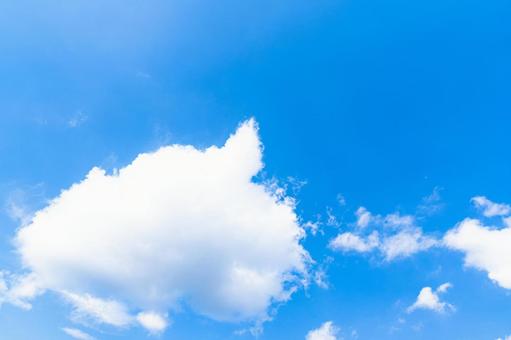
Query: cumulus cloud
[
  {"left": 306, "top": 321, "right": 340, "bottom": 340},
  {"left": 330, "top": 207, "right": 437, "bottom": 261},
  {"left": 6, "top": 119, "right": 310, "bottom": 333},
  {"left": 444, "top": 218, "right": 511, "bottom": 289},
  {"left": 471, "top": 196, "right": 511, "bottom": 217},
  {"left": 62, "top": 327, "right": 95, "bottom": 340},
  {"left": 407, "top": 282, "right": 453, "bottom": 313}
]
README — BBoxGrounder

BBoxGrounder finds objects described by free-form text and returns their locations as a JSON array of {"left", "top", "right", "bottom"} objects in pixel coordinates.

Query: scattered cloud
[
  {"left": 62, "top": 327, "right": 95, "bottom": 340},
  {"left": 303, "top": 220, "right": 321, "bottom": 236},
  {"left": 62, "top": 291, "right": 133, "bottom": 328},
  {"left": 306, "top": 321, "right": 340, "bottom": 340},
  {"left": 136, "top": 311, "right": 169, "bottom": 334},
  {"left": 471, "top": 196, "right": 511, "bottom": 217},
  {"left": 313, "top": 268, "right": 329, "bottom": 290},
  {"left": 330, "top": 206, "right": 437, "bottom": 261},
  {"left": 355, "top": 207, "right": 372, "bottom": 229},
  {"left": 497, "top": 335, "right": 511, "bottom": 340},
  {"left": 407, "top": 282, "right": 453, "bottom": 313},
  {"left": 0, "top": 272, "right": 43, "bottom": 310},
  {"left": 417, "top": 187, "right": 444, "bottom": 216},
  {"left": 68, "top": 111, "right": 88, "bottom": 128},
  {"left": 326, "top": 207, "right": 340, "bottom": 227},
  {"left": 383, "top": 213, "right": 415, "bottom": 229},
  {"left": 380, "top": 230, "right": 437, "bottom": 261},
  {"left": 3, "top": 184, "right": 46, "bottom": 226},
  {"left": 312, "top": 257, "right": 334, "bottom": 290},
  {"left": 329, "top": 231, "right": 379, "bottom": 253},
  {"left": 8, "top": 119, "right": 310, "bottom": 333},
  {"left": 5, "top": 198, "right": 32, "bottom": 227},
  {"left": 337, "top": 194, "right": 346, "bottom": 207}
]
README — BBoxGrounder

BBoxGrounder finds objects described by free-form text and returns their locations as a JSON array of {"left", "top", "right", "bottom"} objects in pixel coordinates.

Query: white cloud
[
  {"left": 313, "top": 268, "right": 329, "bottom": 290},
  {"left": 326, "top": 207, "right": 340, "bottom": 227},
  {"left": 471, "top": 196, "right": 511, "bottom": 217},
  {"left": 417, "top": 187, "right": 444, "bottom": 216},
  {"left": 136, "top": 311, "right": 168, "bottom": 334},
  {"left": 380, "top": 230, "right": 437, "bottom": 261},
  {"left": 9, "top": 119, "right": 310, "bottom": 332},
  {"left": 330, "top": 207, "right": 436, "bottom": 261},
  {"left": 0, "top": 272, "right": 43, "bottom": 310},
  {"left": 497, "top": 335, "right": 511, "bottom": 340},
  {"left": 62, "top": 327, "right": 95, "bottom": 340},
  {"left": 383, "top": 213, "right": 415, "bottom": 229},
  {"left": 444, "top": 218, "right": 511, "bottom": 289},
  {"left": 303, "top": 221, "right": 321, "bottom": 236},
  {"left": 329, "top": 231, "right": 379, "bottom": 253},
  {"left": 355, "top": 207, "right": 372, "bottom": 228},
  {"left": 62, "top": 291, "right": 133, "bottom": 327},
  {"left": 407, "top": 282, "right": 453, "bottom": 313},
  {"left": 306, "top": 321, "right": 340, "bottom": 340},
  {"left": 436, "top": 282, "right": 451, "bottom": 293}
]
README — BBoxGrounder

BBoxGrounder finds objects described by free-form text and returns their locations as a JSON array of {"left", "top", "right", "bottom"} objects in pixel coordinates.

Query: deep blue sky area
[{"left": 0, "top": 1, "right": 510, "bottom": 339}]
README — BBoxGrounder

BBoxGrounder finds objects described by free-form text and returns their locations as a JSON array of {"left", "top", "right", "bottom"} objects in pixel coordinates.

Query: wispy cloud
[
  {"left": 471, "top": 196, "right": 511, "bottom": 217},
  {"left": 62, "top": 327, "right": 95, "bottom": 340},
  {"left": 330, "top": 204, "right": 437, "bottom": 261},
  {"left": 68, "top": 111, "right": 88, "bottom": 128}
]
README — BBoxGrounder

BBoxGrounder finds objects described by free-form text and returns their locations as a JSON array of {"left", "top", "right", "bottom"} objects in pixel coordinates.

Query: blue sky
[{"left": 1, "top": 1, "right": 511, "bottom": 339}]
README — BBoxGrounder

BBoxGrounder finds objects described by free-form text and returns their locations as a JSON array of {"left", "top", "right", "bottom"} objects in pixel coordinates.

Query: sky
[{"left": 1, "top": 0, "right": 511, "bottom": 339}]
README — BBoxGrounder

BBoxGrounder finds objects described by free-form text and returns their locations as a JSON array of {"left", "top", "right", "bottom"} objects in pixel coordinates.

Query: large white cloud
[
  {"left": 441, "top": 196, "right": 511, "bottom": 290},
  {"left": 7, "top": 119, "right": 310, "bottom": 332},
  {"left": 444, "top": 217, "right": 511, "bottom": 289}
]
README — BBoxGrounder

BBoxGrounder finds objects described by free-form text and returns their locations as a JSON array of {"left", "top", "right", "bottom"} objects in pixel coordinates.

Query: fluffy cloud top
[
  {"left": 407, "top": 283, "right": 453, "bottom": 313},
  {"left": 305, "top": 321, "right": 340, "bottom": 340},
  {"left": 9, "top": 119, "right": 309, "bottom": 332},
  {"left": 444, "top": 217, "right": 511, "bottom": 289}
]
